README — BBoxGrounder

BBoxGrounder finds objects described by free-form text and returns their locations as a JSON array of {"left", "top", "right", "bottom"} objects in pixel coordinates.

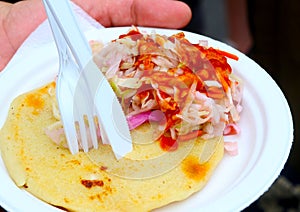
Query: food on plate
[
  {"left": 92, "top": 27, "right": 242, "bottom": 153},
  {"left": 0, "top": 82, "right": 224, "bottom": 211},
  {"left": 0, "top": 27, "right": 243, "bottom": 211}
]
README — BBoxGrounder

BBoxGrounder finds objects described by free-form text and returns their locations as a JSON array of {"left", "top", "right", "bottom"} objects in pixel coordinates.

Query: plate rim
[{"left": 0, "top": 26, "right": 294, "bottom": 212}]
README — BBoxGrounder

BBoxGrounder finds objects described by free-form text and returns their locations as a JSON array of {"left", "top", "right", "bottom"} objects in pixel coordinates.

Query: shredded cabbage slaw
[
  {"left": 46, "top": 27, "right": 243, "bottom": 154},
  {"left": 94, "top": 27, "right": 242, "bottom": 140}
]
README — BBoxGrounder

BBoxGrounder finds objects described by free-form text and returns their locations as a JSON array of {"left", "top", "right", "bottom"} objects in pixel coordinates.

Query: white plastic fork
[{"left": 42, "top": 0, "right": 132, "bottom": 158}]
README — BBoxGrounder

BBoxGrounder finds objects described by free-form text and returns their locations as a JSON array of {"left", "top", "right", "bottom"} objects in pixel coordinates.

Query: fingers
[
  {"left": 74, "top": 0, "right": 192, "bottom": 28},
  {"left": 130, "top": 0, "right": 192, "bottom": 28},
  {"left": 0, "top": 0, "right": 46, "bottom": 71},
  {"left": 0, "top": 0, "right": 192, "bottom": 71},
  {"left": 0, "top": 2, "right": 11, "bottom": 70},
  {"left": 3, "top": 0, "right": 46, "bottom": 50}
]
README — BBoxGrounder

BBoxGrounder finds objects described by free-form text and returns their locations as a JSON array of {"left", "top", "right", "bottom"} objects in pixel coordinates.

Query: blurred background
[
  {"left": 1, "top": 0, "right": 299, "bottom": 211},
  {"left": 182, "top": 0, "right": 300, "bottom": 211}
]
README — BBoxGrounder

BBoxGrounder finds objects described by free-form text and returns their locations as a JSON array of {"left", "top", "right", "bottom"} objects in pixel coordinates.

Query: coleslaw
[
  {"left": 93, "top": 27, "right": 243, "bottom": 151},
  {"left": 46, "top": 27, "right": 243, "bottom": 154}
]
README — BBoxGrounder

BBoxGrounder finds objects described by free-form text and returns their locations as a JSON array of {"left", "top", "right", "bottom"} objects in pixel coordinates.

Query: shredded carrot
[
  {"left": 177, "top": 130, "right": 204, "bottom": 142},
  {"left": 215, "top": 49, "right": 239, "bottom": 61}
]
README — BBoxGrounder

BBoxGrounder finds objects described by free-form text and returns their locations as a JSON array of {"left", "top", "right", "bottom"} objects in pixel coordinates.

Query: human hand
[{"left": 0, "top": 0, "right": 191, "bottom": 71}]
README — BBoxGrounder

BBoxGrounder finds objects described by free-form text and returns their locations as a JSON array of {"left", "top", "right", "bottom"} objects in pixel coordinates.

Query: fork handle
[{"left": 43, "top": 0, "right": 92, "bottom": 70}]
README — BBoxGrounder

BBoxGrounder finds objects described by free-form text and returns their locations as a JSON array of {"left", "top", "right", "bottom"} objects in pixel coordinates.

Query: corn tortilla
[{"left": 0, "top": 82, "right": 224, "bottom": 211}]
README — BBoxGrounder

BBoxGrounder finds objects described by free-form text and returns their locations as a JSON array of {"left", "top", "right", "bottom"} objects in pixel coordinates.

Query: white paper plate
[{"left": 0, "top": 27, "right": 293, "bottom": 212}]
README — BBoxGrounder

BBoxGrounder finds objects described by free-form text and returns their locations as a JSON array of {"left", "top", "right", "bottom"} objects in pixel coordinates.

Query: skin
[{"left": 0, "top": 0, "right": 192, "bottom": 71}]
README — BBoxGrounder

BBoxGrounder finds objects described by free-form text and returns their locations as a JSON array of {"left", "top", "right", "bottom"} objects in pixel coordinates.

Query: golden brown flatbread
[{"left": 0, "top": 82, "right": 224, "bottom": 211}]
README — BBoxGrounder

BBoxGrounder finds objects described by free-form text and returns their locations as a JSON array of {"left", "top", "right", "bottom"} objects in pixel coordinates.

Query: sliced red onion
[
  {"left": 148, "top": 110, "right": 166, "bottom": 122},
  {"left": 127, "top": 111, "right": 152, "bottom": 130},
  {"left": 223, "top": 123, "right": 240, "bottom": 135},
  {"left": 224, "top": 141, "right": 238, "bottom": 156},
  {"left": 126, "top": 110, "right": 167, "bottom": 130}
]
